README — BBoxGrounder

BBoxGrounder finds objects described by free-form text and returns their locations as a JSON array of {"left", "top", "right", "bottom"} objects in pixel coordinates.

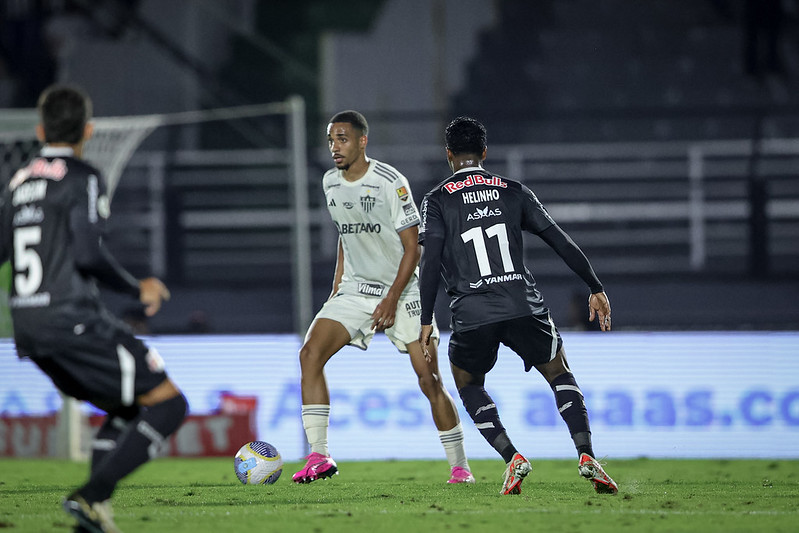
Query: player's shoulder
[
  {"left": 480, "top": 170, "right": 523, "bottom": 190},
  {"left": 11, "top": 154, "right": 101, "bottom": 193},
  {"left": 425, "top": 175, "right": 454, "bottom": 197},
  {"left": 322, "top": 167, "right": 340, "bottom": 187},
  {"left": 60, "top": 157, "right": 105, "bottom": 194},
  {"left": 369, "top": 159, "right": 406, "bottom": 184},
  {"left": 69, "top": 156, "right": 102, "bottom": 177}
]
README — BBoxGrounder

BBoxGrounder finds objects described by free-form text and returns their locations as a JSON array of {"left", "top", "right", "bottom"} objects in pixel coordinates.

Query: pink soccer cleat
[
  {"left": 447, "top": 466, "right": 475, "bottom": 484},
  {"left": 578, "top": 453, "right": 618, "bottom": 495},
  {"left": 292, "top": 452, "right": 338, "bottom": 483}
]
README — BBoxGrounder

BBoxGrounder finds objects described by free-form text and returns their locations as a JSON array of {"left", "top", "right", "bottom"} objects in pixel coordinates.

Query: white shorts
[{"left": 313, "top": 292, "right": 439, "bottom": 353}]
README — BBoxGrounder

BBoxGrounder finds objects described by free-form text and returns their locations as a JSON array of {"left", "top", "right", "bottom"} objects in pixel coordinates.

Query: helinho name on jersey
[{"left": 462, "top": 189, "right": 500, "bottom": 204}]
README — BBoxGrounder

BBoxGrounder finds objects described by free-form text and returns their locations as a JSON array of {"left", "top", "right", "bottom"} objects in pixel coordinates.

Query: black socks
[
  {"left": 81, "top": 394, "right": 188, "bottom": 503},
  {"left": 459, "top": 385, "right": 517, "bottom": 463},
  {"left": 550, "top": 372, "right": 594, "bottom": 458}
]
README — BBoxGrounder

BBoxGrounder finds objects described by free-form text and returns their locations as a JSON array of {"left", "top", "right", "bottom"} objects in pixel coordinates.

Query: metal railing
[{"left": 108, "top": 137, "right": 799, "bottom": 290}]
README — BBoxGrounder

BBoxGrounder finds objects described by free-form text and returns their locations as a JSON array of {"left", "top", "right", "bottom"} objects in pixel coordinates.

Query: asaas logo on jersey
[
  {"left": 467, "top": 206, "right": 502, "bottom": 221},
  {"left": 13, "top": 205, "right": 44, "bottom": 226},
  {"left": 444, "top": 174, "right": 507, "bottom": 194}
]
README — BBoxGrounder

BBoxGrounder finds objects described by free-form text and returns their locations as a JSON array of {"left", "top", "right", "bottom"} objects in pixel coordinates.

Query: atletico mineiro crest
[{"left": 360, "top": 195, "right": 375, "bottom": 212}]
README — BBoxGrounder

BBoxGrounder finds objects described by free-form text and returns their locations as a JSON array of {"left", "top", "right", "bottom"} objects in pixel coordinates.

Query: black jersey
[
  {"left": 418, "top": 168, "right": 557, "bottom": 332},
  {"left": 0, "top": 147, "right": 139, "bottom": 345}
]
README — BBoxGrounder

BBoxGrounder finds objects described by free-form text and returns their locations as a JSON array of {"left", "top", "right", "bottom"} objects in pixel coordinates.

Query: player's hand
[
  {"left": 419, "top": 324, "right": 434, "bottom": 362},
  {"left": 588, "top": 291, "right": 611, "bottom": 332},
  {"left": 371, "top": 297, "right": 397, "bottom": 332},
  {"left": 139, "top": 277, "right": 171, "bottom": 317}
]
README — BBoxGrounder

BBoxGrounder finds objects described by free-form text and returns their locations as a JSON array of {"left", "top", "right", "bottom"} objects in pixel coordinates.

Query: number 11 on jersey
[{"left": 461, "top": 223, "right": 514, "bottom": 277}]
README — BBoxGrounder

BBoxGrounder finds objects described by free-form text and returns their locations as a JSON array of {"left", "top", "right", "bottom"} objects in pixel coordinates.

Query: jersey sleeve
[
  {"left": 418, "top": 192, "right": 444, "bottom": 324},
  {"left": 70, "top": 173, "right": 140, "bottom": 296},
  {"left": 418, "top": 193, "right": 444, "bottom": 244},
  {"left": 392, "top": 174, "right": 421, "bottom": 232},
  {"left": 520, "top": 184, "right": 556, "bottom": 234},
  {"left": 538, "top": 224, "right": 604, "bottom": 294}
]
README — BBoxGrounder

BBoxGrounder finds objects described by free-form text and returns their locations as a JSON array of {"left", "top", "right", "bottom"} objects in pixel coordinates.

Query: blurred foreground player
[
  {"left": 418, "top": 116, "right": 618, "bottom": 496},
  {"left": 0, "top": 85, "right": 187, "bottom": 532}
]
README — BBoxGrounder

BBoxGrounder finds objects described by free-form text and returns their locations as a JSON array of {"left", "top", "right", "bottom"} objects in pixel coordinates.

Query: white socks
[
  {"left": 303, "top": 405, "right": 469, "bottom": 470},
  {"left": 301, "top": 404, "right": 331, "bottom": 456},
  {"left": 438, "top": 422, "right": 470, "bottom": 470}
]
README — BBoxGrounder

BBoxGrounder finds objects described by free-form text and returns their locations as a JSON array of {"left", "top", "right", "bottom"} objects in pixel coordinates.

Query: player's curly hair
[
  {"left": 37, "top": 84, "right": 92, "bottom": 144},
  {"left": 329, "top": 110, "right": 369, "bottom": 137},
  {"left": 445, "top": 116, "right": 486, "bottom": 155}
]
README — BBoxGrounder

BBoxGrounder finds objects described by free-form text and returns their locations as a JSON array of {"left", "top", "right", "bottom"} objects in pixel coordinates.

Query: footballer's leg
[
  {"left": 536, "top": 349, "right": 618, "bottom": 495},
  {"left": 90, "top": 405, "right": 140, "bottom": 474},
  {"left": 65, "top": 378, "right": 187, "bottom": 533},
  {"left": 406, "top": 338, "right": 473, "bottom": 484},
  {"left": 30, "top": 355, "right": 133, "bottom": 533},
  {"left": 66, "top": 329, "right": 187, "bottom": 528},
  {"left": 294, "top": 318, "right": 350, "bottom": 483},
  {"left": 453, "top": 363, "right": 531, "bottom": 494},
  {"left": 76, "top": 378, "right": 187, "bottom": 505}
]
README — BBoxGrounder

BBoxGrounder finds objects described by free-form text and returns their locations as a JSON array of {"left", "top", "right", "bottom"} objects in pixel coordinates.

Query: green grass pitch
[{"left": 1, "top": 458, "right": 797, "bottom": 532}]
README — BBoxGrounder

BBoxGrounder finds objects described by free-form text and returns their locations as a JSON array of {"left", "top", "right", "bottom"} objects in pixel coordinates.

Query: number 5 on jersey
[{"left": 14, "top": 226, "right": 43, "bottom": 296}]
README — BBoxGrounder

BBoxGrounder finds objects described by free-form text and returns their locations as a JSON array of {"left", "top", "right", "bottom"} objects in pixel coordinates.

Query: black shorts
[
  {"left": 16, "top": 309, "right": 167, "bottom": 411},
  {"left": 448, "top": 312, "right": 563, "bottom": 375}
]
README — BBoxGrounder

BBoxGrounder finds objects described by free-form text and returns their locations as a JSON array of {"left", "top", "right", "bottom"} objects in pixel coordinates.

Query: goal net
[{"left": 0, "top": 97, "right": 311, "bottom": 459}]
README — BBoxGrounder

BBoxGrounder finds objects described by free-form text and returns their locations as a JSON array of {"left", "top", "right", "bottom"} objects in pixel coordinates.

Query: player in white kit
[{"left": 293, "top": 111, "right": 473, "bottom": 484}]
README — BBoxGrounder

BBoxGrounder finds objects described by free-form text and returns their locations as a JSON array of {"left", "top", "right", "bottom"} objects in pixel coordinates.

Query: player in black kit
[
  {"left": 418, "top": 116, "right": 618, "bottom": 496},
  {"left": 0, "top": 85, "right": 187, "bottom": 532}
]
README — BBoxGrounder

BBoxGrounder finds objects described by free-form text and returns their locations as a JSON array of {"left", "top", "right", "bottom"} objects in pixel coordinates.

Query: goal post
[{"left": 0, "top": 97, "right": 311, "bottom": 459}]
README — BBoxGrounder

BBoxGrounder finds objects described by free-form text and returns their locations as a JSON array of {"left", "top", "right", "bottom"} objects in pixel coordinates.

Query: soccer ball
[{"left": 234, "top": 441, "right": 283, "bottom": 485}]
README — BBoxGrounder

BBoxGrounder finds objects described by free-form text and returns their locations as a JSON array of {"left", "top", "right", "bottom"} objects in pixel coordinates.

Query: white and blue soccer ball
[{"left": 234, "top": 441, "right": 283, "bottom": 485}]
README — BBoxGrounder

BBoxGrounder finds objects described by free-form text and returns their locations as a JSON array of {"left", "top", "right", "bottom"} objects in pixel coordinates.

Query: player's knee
[
  {"left": 299, "top": 344, "right": 316, "bottom": 366},
  {"left": 298, "top": 344, "right": 321, "bottom": 369},
  {"left": 536, "top": 358, "right": 569, "bottom": 383},
  {"left": 417, "top": 371, "right": 443, "bottom": 398},
  {"left": 137, "top": 378, "right": 182, "bottom": 407}
]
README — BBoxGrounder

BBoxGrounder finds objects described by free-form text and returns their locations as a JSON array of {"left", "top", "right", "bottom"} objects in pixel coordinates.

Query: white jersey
[{"left": 322, "top": 158, "right": 421, "bottom": 299}]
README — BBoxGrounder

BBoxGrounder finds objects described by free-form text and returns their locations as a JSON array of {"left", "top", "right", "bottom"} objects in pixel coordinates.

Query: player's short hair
[
  {"left": 328, "top": 110, "right": 369, "bottom": 137},
  {"left": 37, "top": 84, "right": 92, "bottom": 144},
  {"left": 445, "top": 116, "right": 487, "bottom": 156}
]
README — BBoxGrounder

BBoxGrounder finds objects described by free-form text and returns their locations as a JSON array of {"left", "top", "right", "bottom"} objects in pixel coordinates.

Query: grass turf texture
[{"left": 1, "top": 458, "right": 797, "bottom": 532}]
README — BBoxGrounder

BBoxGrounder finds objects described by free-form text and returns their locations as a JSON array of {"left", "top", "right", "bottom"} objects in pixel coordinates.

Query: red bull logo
[{"left": 444, "top": 174, "right": 507, "bottom": 194}]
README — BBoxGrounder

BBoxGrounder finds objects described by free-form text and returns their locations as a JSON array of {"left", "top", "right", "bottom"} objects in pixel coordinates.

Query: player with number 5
[
  {"left": 0, "top": 85, "right": 187, "bottom": 532},
  {"left": 418, "top": 116, "right": 618, "bottom": 496}
]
